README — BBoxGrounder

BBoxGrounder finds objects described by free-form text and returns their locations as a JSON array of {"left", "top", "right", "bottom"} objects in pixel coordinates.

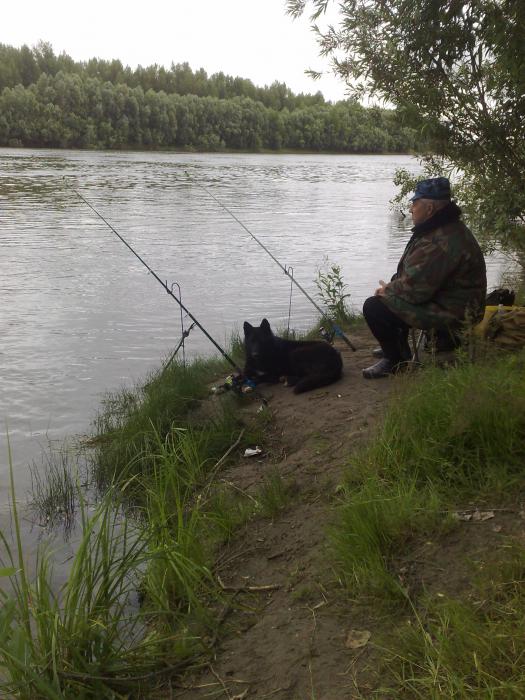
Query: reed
[
  {"left": 0, "top": 457, "right": 194, "bottom": 698},
  {"left": 28, "top": 442, "right": 82, "bottom": 532}
]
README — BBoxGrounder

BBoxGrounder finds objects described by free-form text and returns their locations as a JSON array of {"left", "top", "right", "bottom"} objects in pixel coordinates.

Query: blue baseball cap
[{"left": 410, "top": 177, "right": 451, "bottom": 202}]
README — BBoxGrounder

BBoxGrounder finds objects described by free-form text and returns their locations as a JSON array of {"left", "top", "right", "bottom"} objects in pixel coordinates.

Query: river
[{"left": 0, "top": 149, "right": 506, "bottom": 510}]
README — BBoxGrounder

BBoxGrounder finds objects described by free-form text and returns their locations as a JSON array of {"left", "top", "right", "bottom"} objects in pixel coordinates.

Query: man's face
[{"left": 409, "top": 198, "right": 434, "bottom": 226}]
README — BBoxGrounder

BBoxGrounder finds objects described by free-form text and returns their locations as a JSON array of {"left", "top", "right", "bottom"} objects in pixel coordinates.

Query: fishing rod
[
  {"left": 185, "top": 172, "right": 357, "bottom": 352},
  {"left": 65, "top": 179, "right": 241, "bottom": 372}
]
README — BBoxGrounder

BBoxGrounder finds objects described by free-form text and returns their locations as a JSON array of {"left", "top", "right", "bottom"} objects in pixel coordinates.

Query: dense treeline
[
  {"left": 0, "top": 42, "right": 325, "bottom": 111},
  {"left": 0, "top": 42, "right": 419, "bottom": 152}
]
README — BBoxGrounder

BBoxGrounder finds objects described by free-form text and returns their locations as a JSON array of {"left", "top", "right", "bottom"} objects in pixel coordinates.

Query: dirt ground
[{"left": 174, "top": 327, "right": 520, "bottom": 700}]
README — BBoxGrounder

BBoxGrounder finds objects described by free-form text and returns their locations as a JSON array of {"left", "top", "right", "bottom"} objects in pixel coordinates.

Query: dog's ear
[
  {"left": 243, "top": 321, "right": 253, "bottom": 337},
  {"left": 260, "top": 318, "right": 272, "bottom": 334}
]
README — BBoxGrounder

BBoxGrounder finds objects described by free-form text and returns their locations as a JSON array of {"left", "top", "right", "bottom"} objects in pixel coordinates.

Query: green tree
[
  {"left": 288, "top": 0, "right": 525, "bottom": 252},
  {"left": 0, "top": 46, "right": 420, "bottom": 154},
  {"left": 33, "top": 41, "right": 58, "bottom": 77}
]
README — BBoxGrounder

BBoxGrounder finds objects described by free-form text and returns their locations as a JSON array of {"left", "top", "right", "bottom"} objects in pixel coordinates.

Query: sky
[{"left": 1, "top": 0, "right": 349, "bottom": 102}]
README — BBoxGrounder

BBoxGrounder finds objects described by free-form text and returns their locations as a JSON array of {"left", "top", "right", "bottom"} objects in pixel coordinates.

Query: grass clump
[
  {"left": 332, "top": 477, "right": 444, "bottom": 601},
  {"left": 92, "top": 356, "right": 232, "bottom": 487},
  {"left": 332, "top": 352, "right": 525, "bottom": 602},
  {"left": 1, "top": 409, "right": 260, "bottom": 696},
  {"left": 371, "top": 357, "right": 525, "bottom": 496},
  {"left": 204, "top": 485, "right": 255, "bottom": 543},
  {"left": 331, "top": 350, "right": 525, "bottom": 694},
  {"left": 90, "top": 335, "right": 256, "bottom": 492},
  {"left": 256, "top": 468, "right": 295, "bottom": 519},
  {"left": 386, "top": 547, "right": 525, "bottom": 697},
  {"left": 137, "top": 432, "right": 216, "bottom": 617},
  {"left": 0, "top": 458, "right": 199, "bottom": 699},
  {"left": 29, "top": 443, "right": 80, "bottom": 532}
]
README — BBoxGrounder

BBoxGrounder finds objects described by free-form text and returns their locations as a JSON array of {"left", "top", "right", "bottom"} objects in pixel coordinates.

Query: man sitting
[{"left": 362, "top": 177, "right": 487, "bottom": 379}]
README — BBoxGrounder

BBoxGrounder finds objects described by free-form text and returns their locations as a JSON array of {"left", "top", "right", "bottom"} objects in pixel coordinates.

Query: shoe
[
  {"left": 362, "top": 358, "right": 396, "bottom": 379},
  {"left": 373, "top": 337, "right": 412, "bottom": 362}
]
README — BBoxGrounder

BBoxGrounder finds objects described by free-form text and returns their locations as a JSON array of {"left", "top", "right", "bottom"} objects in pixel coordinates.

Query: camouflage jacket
[{"left": 382, "top": 202, "right": 487, "bottom": 330}]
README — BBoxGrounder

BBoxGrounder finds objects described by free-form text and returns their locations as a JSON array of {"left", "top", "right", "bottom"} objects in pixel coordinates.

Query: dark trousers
[{"left": 363, "top": 296, "right": 410, "bottom": 362}]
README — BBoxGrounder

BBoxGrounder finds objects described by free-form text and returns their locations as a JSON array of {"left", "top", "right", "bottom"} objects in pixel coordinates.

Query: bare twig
[
  {"left": 209, "top": 664, "right": 233, "bottom": 699},
  {"left": 215, "top": 545, "right": 264, "bottom": 571},
  {"left": 307, "top": 604, "right": 318, "bottom": 651},
  {"left": 213, "top": 430, "right": 246, "bottom": 472},
  {"left": 266, "top": 549, "right": 289, "bottom": 560},
  {"left": 258, "top": 688, "right": 287, "bottom": 699},
  {"left": 219, "top": 479, "right": 259, "bottom": 505},
  {"left": 217, "top": 575, "right": 280, "bottom": 593},
  {"left": 231, "top": 690, "right": 249, "bottom": 700},
  {"left": 437, "top": 507, "right": 517, "bottom": 514}
]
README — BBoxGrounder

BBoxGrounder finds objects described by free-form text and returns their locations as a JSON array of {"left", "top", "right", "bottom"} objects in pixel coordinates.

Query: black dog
[{"left": 243, "top": 319, "right": 343, "bottom": 394}]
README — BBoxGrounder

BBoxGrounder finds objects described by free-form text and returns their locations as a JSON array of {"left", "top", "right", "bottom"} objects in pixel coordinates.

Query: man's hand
[{"left": 375, "top": 279, "right": 387, "bottom": 296}]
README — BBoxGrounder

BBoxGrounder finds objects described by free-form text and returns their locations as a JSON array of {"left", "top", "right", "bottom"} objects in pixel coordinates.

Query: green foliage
[
  {"left": 315, "top": 261, "right": 355, "bottom": 327},
  {"left": 256, "top": 469, "right": 294, "bottom": 519},
  {"left": 91, "top": 356, "right": 230, "bottom": 487},
  {"left": 387, "top": 547, "right": 525, "bottom": 697},
  {"left": 332, "top": 476, "right": 443, "bottom": 603},
  {"left": 0, "top": 42, "right": 420, "bottom": 153},
  {"left": 332, "top": 352, "right": 525, "bottom": 600},
  {"left": 0, "top": 347, "right": 268, "bottom": 697},
  {"left": 288, "top": 0, "right": 525, "bottom": 252},
  {"left": 29, "top": 443, "right": 79, "bottom": 531},
  {"left": 0, "top": 461, "right": 201, "bottom": 698},
  {"left": 0, "top": 42, "right": 325, "bottom": 110}
]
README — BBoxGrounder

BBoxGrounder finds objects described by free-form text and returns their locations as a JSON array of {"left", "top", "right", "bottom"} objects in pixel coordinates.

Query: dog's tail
[{"left": 292, "top": 367, "right": 343, "bottom": 394}]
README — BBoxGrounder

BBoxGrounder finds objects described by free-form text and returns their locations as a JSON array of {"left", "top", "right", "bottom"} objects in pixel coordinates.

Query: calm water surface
[{"left": 0, "top": 149, "right": 505, "bottom": 505}]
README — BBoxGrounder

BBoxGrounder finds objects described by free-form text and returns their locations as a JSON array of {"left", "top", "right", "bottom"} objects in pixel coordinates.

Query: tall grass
[
  {"left": 330, "top": 351, "right": 525, "bottom": 694},
  {"left": 90, "top": 341, "right": 253, "bottom": 490},
  {"left": 0, "top": 456, "right": 195, "bottom": 698},
  {"left": 332, "top": 353, "right": 525, "bottom": 601},
  {"left": 92, "top": 356, "right": 230, "bottom": 487},
  {"left": 354, "top": 354, "right": 525, "bottom": 494},
  {"left": 137, "top": 426, "right": 219, "bottom": 619},
  {"left": 333, "top": 477, "right": 445, "bottom": 601},
  {"left": 0, "top": 340, "right": 268, "bottom": 697},
  {"left": 1, "top": 424, "right": 258, "bottom": 697},
  {"left": 29, "top": 442, "right": 83, "bottom": 532}
]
